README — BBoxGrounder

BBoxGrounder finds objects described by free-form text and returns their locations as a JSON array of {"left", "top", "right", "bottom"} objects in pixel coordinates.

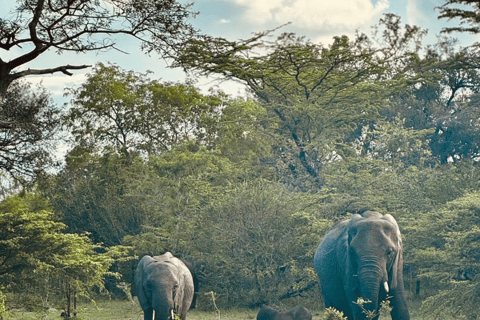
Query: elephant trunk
[
  {"left": 152, "top": 290, "right": 175, "bottom": 320},
  {"left": 358, "top": 261, "right": 386, "bottom": 319}
]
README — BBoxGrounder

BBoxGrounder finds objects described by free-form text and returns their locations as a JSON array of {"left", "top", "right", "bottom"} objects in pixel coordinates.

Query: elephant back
[{"left": 257, "top": 305, "right": 279, "bottom": 320}]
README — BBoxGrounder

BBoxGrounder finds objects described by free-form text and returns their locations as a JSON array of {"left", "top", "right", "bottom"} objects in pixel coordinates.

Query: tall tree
[
  {"left": 176, "top": 16, "right": 427, "bottom": 190},
  {"left": 64, "top": 63, "right": 224, "bottom": 157},
  {"left": 437, "top": 0, "right": 480, "bottom": 34},
  {"left": 0, "top": 0, "right": 196, "bottom": 102},
  {"left": 390, "top": 39, "right": 480, "bottom": 163}
]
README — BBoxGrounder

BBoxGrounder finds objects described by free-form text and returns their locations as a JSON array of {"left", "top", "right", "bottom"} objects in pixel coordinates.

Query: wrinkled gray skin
[
  {"left": 133, "top": 252, "right": 194, "bottom": 320},
  {"left": 257, "top": 305, "right": 312, "bottom": 320},
  {"left": 313, "top": 211, "right": 410, "bottom": 320}
]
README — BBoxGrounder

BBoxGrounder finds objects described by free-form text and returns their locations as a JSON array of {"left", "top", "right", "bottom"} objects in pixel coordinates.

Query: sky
[{"left": 1, "top": 0, "right": 479, "bottom": 101}]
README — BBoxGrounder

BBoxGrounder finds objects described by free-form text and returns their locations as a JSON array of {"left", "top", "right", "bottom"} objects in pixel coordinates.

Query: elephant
[
  {"left": 313, "top": 210, "right": 410, "bottom": 320},
  {"left": 180, "top": 258, "right": 206, "bottom": 309},
  {"left": 257, "top": 305, "right": 312, "bottom": 320},
  {"left": 133, "top": 252, "right": 194, "bottom": 320}
]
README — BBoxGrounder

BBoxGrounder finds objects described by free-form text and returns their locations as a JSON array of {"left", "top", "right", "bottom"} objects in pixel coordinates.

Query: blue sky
[{"left": 1, "top": 0, "right": 479, "bottom": 101}]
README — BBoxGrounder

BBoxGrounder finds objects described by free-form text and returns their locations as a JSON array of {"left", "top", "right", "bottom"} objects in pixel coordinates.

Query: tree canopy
[
  {"left": 0, "top": 192, "right": 129, "bottom": 315},
  {"left": 64, "top": 63, "right": 224, "bottom": 157}
]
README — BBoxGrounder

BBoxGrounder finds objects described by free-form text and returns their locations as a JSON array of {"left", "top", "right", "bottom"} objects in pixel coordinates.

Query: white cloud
[
  {"left": 27, "top": 73, "right": 88, "bottom": 100},
  {"left": 406, "top": 0, "right": 435, "bottom": 28},
  {"left": 219, "top": 18, "right": 231, "bottom": 24},
  {"left": 231, "top": 0, "right": 389, "bottom": 30}
]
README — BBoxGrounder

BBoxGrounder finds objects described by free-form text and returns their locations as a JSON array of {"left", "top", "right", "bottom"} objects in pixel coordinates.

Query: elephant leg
[
  {"left": 322, "top": 281, "right": 353, "bottom": 319},
  {"left": 144, "top": 306, "right": 154, "bottom": 320}
]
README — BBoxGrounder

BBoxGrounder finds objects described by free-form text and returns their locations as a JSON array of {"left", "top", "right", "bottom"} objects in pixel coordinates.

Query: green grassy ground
[
  {"left": 8, "top": 298, "right": 422, "bottom": 320},
  {"left": 8, "top": 299, "right": 327, "bottom": 320}
]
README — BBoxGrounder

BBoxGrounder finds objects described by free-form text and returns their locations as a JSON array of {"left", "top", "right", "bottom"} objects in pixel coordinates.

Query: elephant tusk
[
  {"left": 171, "top": 309, "right": 175, "bottom": 320},
  {"left": 152, "top": 309, "right": 155, "bottom": 320},
  {"left": 384, "top": 281, "right": 389, "bottom": 293}
]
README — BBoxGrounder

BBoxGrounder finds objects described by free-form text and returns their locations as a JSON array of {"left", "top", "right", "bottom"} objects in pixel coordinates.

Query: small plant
[
  {"left": 0, "top": 290, "right": 7, "bottom": 320},
  {"left": 324, "top": 307, "right": 348, "bottom": 320},
  {"left": 379, "top": 299, "right": 393, "bottom": 318},
  {"left": 354, "top": 297, "right": 393, "bottom": 320},
  {"left": 205, "top": 291, "right": 220, "bottom": 320}
]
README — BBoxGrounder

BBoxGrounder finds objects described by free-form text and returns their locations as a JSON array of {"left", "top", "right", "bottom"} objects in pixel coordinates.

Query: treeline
[{"left": 1, "top": 14, "right": 480, "bottom": 319}]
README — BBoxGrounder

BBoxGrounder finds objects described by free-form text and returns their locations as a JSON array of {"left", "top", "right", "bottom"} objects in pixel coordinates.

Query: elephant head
[
  {"left": 346, "top": 211, "right": 405, "bottom": 317},
  {"left": 314, "top": 210, "right": 410, "bottom": 320},
  {"left": 134, "top": 252, "right": 194, "bottom": 320},
  {"left": 257, "top": 305, "right": 312, "bottom": 320},
  {"left": 284, "top": 305, "right": 312, "bottom": 320}
]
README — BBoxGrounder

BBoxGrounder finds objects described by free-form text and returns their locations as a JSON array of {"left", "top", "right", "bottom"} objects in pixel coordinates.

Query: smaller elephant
[
  {"left": 257, "top": 305, "right": 312, "bottom": 320},
  {"left": 133, "top": 252, "right": 194, "bottom": 320}
]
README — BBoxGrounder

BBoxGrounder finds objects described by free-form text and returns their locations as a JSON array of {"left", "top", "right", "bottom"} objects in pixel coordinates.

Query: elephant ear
[
  {"left": 348, "top": 213, "right": 364, "bottom": 227},
  {"left": 382, "top": 214, "right": 403, "bottom": 289},
  {"left": 134, "top": 256, "right": 154, "bottom": 310},
  {"left": 345, "top": 219, "right": 361, "bottom": 289}
]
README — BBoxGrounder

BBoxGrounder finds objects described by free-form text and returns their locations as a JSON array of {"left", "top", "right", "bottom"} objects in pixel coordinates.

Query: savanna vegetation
[{"left": 1, "top": 0, "right": 480, "bottom": 319}]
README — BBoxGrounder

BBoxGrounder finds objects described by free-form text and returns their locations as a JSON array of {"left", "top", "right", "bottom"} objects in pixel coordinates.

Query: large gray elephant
[
  {"left": 313, "top": 210, "right": 410, "bottom": 320},
  {"left": 133, "top": 252, "right": 194, "bottom": 320},
  {"left": 257, "top": 305, "right": 312, "bottom": 320}
]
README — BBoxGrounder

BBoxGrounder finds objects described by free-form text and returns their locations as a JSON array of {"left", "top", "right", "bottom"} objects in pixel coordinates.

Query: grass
[
  {"left": 7, "top": 298, "right": 328, "bottom": 320},
  {"left": 8, "top": 299, "right": 144, "bottom": 320},
  {"left": 8, "top": 297, "right": 424, "bottom": 320}
]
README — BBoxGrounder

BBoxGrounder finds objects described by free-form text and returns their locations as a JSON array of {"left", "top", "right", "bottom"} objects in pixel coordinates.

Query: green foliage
[
  {"left": 64, "top": 63, "right": 225, "bottom": 157},
  {"left": 325, "top": 307, "right": 348, "bottom": 320},
  {"left": 176, "top": 16, "right": 459, "bottom": 191},
  {"left": 42, "top": 151, "right": 146, "bottom": 246},
  {"left": 389, "top": 38, "right": 480, "bottom": 163},
  {"left": 191, "top": 180, "right": 331, "bottom": 307},
  {"left": 0, "top": 290, "right": 6, "bottom": 320},
  {"left": 215, "top": 98, "right": 273, "bottom": 178},
  {"left": 406, "top": 191, "right": 480, "bottom": 318},
  {"left": 123, "top": 142, "right": 255, "bottom": 256},
  {"left": 0, "top": 192, "right": 130, "bottom": 312},
  {"left": 0, "top": 193, "right": 66, "bottom": 280},
  {"left": 178, "top": 32, "right": 393, "bottom": 188}
]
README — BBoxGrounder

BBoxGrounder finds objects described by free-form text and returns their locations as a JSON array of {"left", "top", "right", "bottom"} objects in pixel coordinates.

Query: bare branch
[{"left": 12, "top": 64, "right": 91, "bottom": 78}]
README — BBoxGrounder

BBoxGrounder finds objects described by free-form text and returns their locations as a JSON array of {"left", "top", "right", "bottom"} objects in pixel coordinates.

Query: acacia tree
[
  {"left": 0, "top": 0, "right": 196, "bottom": 102},
  {"left": 437, "top": 0, "right": 480, "bottom": 34},
  {"left": 175, "top": 15, "right": 427, "bottom": 190}
]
